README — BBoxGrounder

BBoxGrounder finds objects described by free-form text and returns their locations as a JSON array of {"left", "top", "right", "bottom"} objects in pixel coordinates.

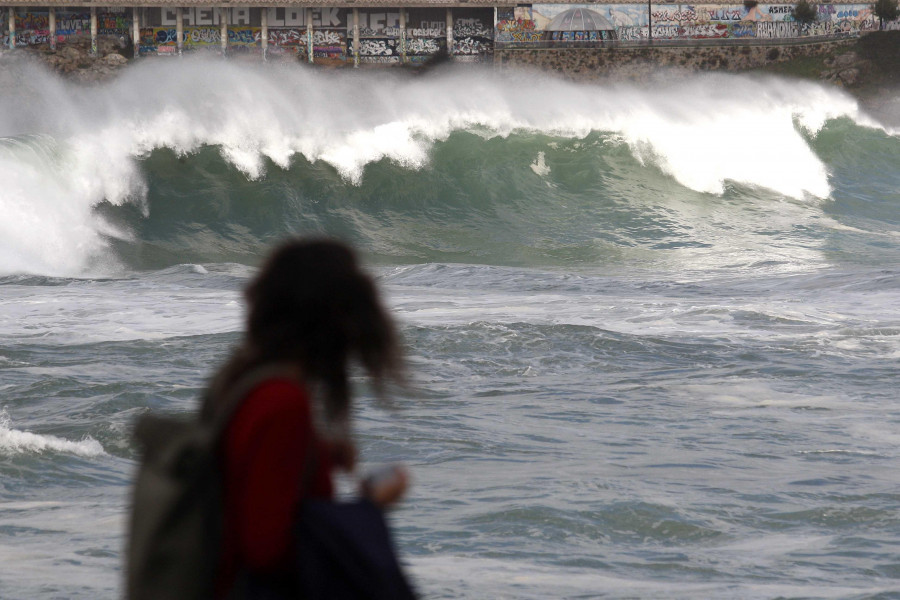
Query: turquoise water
[{"left": 0, "top": 57, "right": 899, "bottom": 598}]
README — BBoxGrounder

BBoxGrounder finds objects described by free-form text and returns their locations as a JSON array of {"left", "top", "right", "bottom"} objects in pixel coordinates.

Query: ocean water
[{"left": 1, "top": 56, "right": 899, "bottom": 599}]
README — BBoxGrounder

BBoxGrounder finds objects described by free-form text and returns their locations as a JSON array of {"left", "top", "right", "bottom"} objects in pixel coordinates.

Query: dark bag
[
  {"left": 126, "top": 367, "right": 290, "bottom": 600},
  {"left": 294, "top": 499, "right": 417, "bottom": 600}
]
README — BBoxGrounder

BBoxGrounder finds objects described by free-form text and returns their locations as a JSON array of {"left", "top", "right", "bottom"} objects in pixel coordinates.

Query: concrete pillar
[
  {"left": 352, "top": 8, "right": 359, "bottom": 68},
  {"left": 260, "top": 8, "right": 267, "bottom": 61},
  {"left": 493, "top": 7, "right": 499, "bottom": 72},
  {"left": 446, "top": 8, "right": 453, "bottom": 59},
  {"left": 306, "top": 7, "right": 313, "bottom": 63},
  {"left": 7, "top": 7, "right": 14, "bottom": 50},
  {"left": 176, "top": 6, "right": 183, "bottom": 56},
  {"left": 399, "top": 9, "right": 406, "bottom": 64},
  {"left": 219, "top": 6, "right": 227, "bottom": 56},
  {"left": 49, "top": 7, "right": 56, "bottom": 51},
  {"left": 132, "top": 7, "right": 140, "bottom": 58},
  {"left": 90, "top": 6, "right": 98, "bottom": 56}
]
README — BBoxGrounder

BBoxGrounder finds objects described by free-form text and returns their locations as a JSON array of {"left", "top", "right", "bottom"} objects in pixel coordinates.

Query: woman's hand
[{"left": 362, "top": 465, "right": 409, "bottom": 508}]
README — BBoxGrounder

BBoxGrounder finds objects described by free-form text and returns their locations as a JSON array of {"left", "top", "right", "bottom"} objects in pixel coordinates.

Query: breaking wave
[{"left": 0, "top": 56, "right": 894, "bottom": 276}]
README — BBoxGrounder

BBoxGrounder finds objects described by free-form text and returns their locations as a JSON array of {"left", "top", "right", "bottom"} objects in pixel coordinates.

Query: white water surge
[
  {"left": 0, "top": 410, "right": 105, "bottom": 457},
  {"left": 0, "top": 57, "right": 885, "bottom": 277}
]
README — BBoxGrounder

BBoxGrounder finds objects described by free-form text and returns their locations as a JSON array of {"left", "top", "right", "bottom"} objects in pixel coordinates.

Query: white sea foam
[
  {"left": 0, "top": 410, "right": 105, "bottom": 457},
  {"left": 407, "top": 555, "right": 895, "bottom": 599},
  {"left": 0, "top": 273, "right": 243, "bottom": 344},
  {"left": 0, "top": 58, "right": 883, "bottom": 277}
]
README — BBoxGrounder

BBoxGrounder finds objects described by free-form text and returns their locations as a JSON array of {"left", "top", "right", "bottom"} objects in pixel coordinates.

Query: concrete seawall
[{"left": 495, "top": 38, "right": 858, "bottom": 80}]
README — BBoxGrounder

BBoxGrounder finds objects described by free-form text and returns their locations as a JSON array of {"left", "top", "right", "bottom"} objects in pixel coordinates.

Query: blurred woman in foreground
[{"left": 202, "top": 238, "right": 410, "bottom": 599}]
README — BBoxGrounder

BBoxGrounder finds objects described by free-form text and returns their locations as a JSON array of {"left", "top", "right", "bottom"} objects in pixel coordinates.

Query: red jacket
[{"left": 217, "top": 378, "right": 334, "bottom": 596}]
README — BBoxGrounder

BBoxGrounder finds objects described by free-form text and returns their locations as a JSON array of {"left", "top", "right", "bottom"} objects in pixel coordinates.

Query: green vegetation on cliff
[{"left": 753, "top": 31, "right": 900, "bottom": 96}]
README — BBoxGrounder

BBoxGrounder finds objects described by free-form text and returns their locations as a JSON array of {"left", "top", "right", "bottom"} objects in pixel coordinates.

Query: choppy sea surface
[{"left": 1, "top": 57, "right": 899, "bottom": 599}]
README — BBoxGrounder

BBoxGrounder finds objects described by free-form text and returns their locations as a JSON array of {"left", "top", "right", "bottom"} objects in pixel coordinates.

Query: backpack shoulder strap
[{"left": 206, "top": 363, "right": 300, "bottom": 437}]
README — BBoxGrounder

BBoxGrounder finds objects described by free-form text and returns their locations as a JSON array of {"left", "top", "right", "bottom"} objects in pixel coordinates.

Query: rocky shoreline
[{"left": 0, "top": 36, "right": 131, "bottom": 81}]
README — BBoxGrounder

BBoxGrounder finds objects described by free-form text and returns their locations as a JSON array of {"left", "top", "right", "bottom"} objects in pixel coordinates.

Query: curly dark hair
[{"left": 204, "top": 238, "right": 402, "bottom": 422}]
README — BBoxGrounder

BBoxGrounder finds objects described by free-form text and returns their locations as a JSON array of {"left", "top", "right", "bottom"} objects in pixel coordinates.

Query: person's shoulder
[{"left": 238, "top": 377, "right": 310, "bottom": 421}]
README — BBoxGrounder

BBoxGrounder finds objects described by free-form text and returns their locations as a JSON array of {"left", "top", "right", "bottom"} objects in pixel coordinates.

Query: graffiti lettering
[
  {"left": 683, "top": 24, "right": 730, "bottom": 38},
  {"left": 406, "top": 38, "right": 441, "bottom": 54},
  {"left": 359, "top": 56, "right": 399, "bottom": 64},
  {"left": 496, "top": 18, "right": 541, "bottom": 43},
  {"left": 360, "top": 38, "right": 396, "bottom": 56},
  {"left": 408, "top": 27, "right": 444, "bottom": 37},
  {"left": 454, "top": 18, "right": 492, "bottom": 38},
  {"left": 756, "top": 21, "right": 799, "bottom": 37},
  {"left": 314, "top": 30, "right": 342, "bottom": 45},
  {"left": 268, "top": 28, "right": 304, "bottom": 47},
  {"left": 497, "top": 19, "right": 535, "bottom": 32},
  {"left": 453, "top": 36, "right": 490, "bottom": 54},
  {"left": 189, "top": 28, "right": 219, "bottom": 44},
  {"left": 651, "top": 9, "right": 697, "bottom": 23},
  {"left": 731, "top": 23, "right": 757, "bottom": 37},
  {"left": 703, "top": 8, "right": 744, "bottom": 21}
]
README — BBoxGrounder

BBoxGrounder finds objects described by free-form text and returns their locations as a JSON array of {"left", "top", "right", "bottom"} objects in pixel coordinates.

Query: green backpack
[{"left": 126, "top": 367, "right": 288, "bottom": 600}]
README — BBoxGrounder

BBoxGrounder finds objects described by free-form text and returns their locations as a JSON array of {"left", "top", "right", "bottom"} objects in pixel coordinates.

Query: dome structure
[{"left": 544, "top": 8, "right": 616, "bottom": 32}]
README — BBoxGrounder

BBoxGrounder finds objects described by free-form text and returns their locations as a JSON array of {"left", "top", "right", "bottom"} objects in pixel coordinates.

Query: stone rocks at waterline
[
  {"left": 822, "top": 51, "right": 871, "bottom": 87},
  {"left": 1, "top": 36, "right": 130, "bottom": 82}
]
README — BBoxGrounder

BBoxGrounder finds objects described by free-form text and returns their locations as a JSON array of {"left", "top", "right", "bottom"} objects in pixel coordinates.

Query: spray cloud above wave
[{"left": 0, "top": 57, "right": 886, "bottom": 277}]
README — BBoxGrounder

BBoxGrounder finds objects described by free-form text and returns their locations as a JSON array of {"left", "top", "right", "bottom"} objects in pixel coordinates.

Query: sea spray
[{"left": 0, "top": 57, "right": 891, "bottom": 277}]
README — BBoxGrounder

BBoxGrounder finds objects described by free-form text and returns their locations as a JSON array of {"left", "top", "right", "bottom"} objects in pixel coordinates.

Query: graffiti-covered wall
[
  {"left": 406, "top": 8, "right": 446, "bottom": 62},
  {"left": 2, "top": 6, "right": 495, "bottom": 62},
  {"left": 137, "top": 7, "right": 348, "bottom": 60},
  {"left": 357, "top": 9, "right": 402, "bottom": 63},
  {"left": 1, "top": 7, "right": 130, "bottom": 48},
  {"left": 1, "top": 4, "right": 894, "bottom": 58},
  {"left": 497, "top": 3, "right": 885, "bottom": 43},
  {"left": 453, "top": 9, "right": 494, "bottom": 60}
]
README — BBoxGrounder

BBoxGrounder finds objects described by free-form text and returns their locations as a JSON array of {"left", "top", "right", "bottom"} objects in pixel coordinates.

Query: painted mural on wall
[
  {"left": 1, "top": 8, "right": 129, "bottom": 48},
  {"left": 138, "top": 8, "right": 348, "bottom": 60},
  {"left": 497, "top": 3, "right": 885, "bottom": 43},
  {"left": 139, "top": 27, "right": 259, "bottom": 55},
  {"left": 2, "top": 5, "right": 895, "bottom": 54},
  {"left": 356, "top": 9, "right": 403, "bottom": 63},
  {"left": 406, "top": 9, "right": 447, "bottom": 61},
  {"left": 496, "top": 7, "right": 544, "bottom": 44},
  {"left": 453, "top": 8, "right": 494, "bottom": 60},
  {"left": 613, "top": 3, "right": 880, "bottom": 40}
]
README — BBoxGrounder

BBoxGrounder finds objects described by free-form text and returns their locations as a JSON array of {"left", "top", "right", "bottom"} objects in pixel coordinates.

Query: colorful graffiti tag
[
  {"left": 496, "top": 7, "right": 544, "bottom": 43},
  {"left": 499, "top": 3, "right": 885, "bottom": 42},
  {"left": 453, "top": 10, "right": 494, "bottom": 59},
  {"left": 2, "top": 5, "right": 895, "bottom": 55},
  {"left": 2, "top": 9, "right": 129, "bottom": 47}
]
